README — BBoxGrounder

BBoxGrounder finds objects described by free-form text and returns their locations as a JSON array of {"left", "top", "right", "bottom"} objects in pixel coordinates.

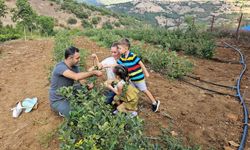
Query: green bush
[
  {"left": 87, "top": 26, "right": 215, "bottom": 59},
  {"left": 114, "top": 22, "right": 121, "bottom": 27},
  {"left": 54, "top": 30, "right": 73, "bottom": 62},
  {"left": 102, "top": 21, "right": 113, "bottom": 29},
  {"left": 67, "top": 17, "right": 77, "bottom": 25},
  {"left": 61, "top": 1, "right": 89, "bottom": 19},
  {"left": 91, "top": 16, "right": 101, "bottom": 25},
  {"left": 58, "top": 85, "right": 154, "bottom": 149},
  {"left": 0, "top": 25, "right": 21, "bottom": 42},
  {"left": 36, "top": 15, "right": 55, "bottom": 35},
  {"left": 182, "top": 21, "right": 215, "bottom": 58},
  {"left": 83, "top": 29, "right": 120, "bottom": 48},
  {"left": 0, "top": 34, "right": 21, "bottom": 42},
  {"left": 131, "top": 44, "right": 193, "bottom": 78},
  {"left": 82, "top": 19, "right": 93, "bottom": 29},
  {"left": 82, "top": 29, "right": 193, "bottom": 78},
  {"left": 76, "top": 11, "right": 89, "bottom": 19},
  {"left": 53, "top": 30, "right": 87, "bottom": 71}
]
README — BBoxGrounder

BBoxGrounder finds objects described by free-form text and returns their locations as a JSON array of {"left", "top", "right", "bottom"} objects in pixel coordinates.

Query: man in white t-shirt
[
  {"left": 90, "top": 42, "right": 120, "bottom": 104},
  {"left": 99, "top": 56, "right": 116, "bottom": 80}
]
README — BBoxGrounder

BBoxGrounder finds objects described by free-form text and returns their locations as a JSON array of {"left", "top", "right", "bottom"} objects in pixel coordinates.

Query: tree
[
  {"left": 0, "top": 0, "right": 8, "bottom": 26},
  {"left": 11, "top": 0, "right": 37, "bottom": 31},
  {"left": 0, "top": 0, "right": 8, "bottom": 18},
  {"left": 36, "top": 15, "right": 55, "bottom": 35},
  {"left": 11, "top": 0, "right": 37, "bottom": 40}
]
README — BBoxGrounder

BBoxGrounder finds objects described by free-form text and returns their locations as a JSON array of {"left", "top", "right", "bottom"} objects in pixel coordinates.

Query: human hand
[
  {"left": 104, "top": 81, "right": 109, "bottom": 87},
  {"left": 87, "top": 83, "right": 94, "bottom": 90},
  {"left": 145, "top": 72, "right": 150, "bottom": 78},
  {"left": 94, "top": 70, "right": 103, "bottom": 76},
  {"left": 91, "top": 54, "right": 97, "bottom": 59},
  {"left": 97, "top": 63, "right": 103, "bottom": 70}
]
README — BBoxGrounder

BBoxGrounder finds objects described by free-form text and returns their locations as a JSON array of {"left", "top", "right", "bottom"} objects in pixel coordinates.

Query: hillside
[
  {"left": 2, "top": 0, "right": 143, "bottom": 29},
  {"left": 3, "top": 0, "right": 249, "bottom": 30},
  {"left": 107, "top": 0, "right": 250, "bottom": 29},
  {"left": 77, "top": 0, "right": 133, "bottom": 5},
  {"left": 3, "top": 0, "right": 79, "bottom": 28}
]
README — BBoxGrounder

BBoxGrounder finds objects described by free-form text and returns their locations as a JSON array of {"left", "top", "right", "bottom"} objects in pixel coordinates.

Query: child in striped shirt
[{"left": 117, "top": 38, "right": 160, "bottom": 112}]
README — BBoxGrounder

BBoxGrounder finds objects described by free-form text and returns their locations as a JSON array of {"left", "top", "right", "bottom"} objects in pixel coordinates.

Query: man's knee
[{"left": 51, "top": 100, "right": 70, "bottom": 118}]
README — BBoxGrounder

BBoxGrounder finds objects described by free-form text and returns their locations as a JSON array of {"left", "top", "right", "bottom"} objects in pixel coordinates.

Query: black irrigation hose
[
  {"left": 182, "top": 42, "right": 248, "bottom": 149},
  {"left": 181, "top": 79, "right": 236, "bottom": 97},
  {"left": 224, "top": 42, "right": 248, "bottom": 150},
  {"left": 186, "top": 75, "right": 236, "bottom": 89}
]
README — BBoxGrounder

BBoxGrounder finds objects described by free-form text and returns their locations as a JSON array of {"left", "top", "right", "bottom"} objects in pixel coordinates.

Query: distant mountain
[
  {"left": 107, "top": 0, "right": 250, "bottom": 29},
  {"left": 77, "top": 0, "right": 132, "bottom": 5},
  {"left": 76, "top": 0, "right": 103, "bottom": 6}
]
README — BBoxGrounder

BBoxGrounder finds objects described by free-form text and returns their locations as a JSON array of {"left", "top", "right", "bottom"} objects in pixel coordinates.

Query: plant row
[{"left": 82, "top": 29, "right": 193, "bottom": 78}]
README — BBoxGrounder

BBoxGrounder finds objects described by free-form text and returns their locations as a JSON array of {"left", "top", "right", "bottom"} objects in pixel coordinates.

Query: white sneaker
[
  {"left": 11, "top": 102, "right": 24, "bottom": 118},
  {"left": 58, "top": 112, "right": 65, "bottom": 117},
  {"left": 128, "top": 111, "right": 138, "bottom": 118},
  {"left": 112, "top": 110, "right": 119, "bottom": 115}
]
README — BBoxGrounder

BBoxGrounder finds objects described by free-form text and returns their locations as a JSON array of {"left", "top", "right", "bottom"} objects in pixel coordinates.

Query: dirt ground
[{"left": 0, "top": 36, "right": 249, "bottom": 150}]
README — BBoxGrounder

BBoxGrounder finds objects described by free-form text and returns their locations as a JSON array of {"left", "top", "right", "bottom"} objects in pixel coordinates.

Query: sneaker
[
  {"left": 11, "top": 102, "right": 24, "bottom": 118},
  {"left": 112, "top": 109, "right": 119, "bottom": 115},
  {"left": 129, "top": 111, "right": 138, "bottom": 118},
  {"left": 58, "top": 112, "right": 65, "bottom": 117},
  {"left": 152, "top": 100, "right": 160, "bottom": 112}
]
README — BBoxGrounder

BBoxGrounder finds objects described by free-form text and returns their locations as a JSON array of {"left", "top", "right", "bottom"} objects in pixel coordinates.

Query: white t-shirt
[{"left": 101, "top": 57, "right": 116, "bottom": 80}]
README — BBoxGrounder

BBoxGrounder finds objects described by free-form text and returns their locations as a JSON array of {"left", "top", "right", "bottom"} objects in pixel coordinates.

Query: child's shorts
[{"left": 130, "top": 80, "right": 147, "bottom": 92}]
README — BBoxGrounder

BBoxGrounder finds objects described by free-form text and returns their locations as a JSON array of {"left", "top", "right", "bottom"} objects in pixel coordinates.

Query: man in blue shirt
[{"left": 49, "top": 46, "right": 102, "bottom": 118}]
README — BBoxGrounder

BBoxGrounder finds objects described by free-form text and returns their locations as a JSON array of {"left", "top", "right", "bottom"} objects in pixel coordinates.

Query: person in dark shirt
[{"left": 49, "top": 46, "right": 102, "bottom": 118}]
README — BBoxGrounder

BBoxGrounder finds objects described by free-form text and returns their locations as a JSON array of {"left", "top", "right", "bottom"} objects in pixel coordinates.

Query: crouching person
[
  {"left": 105, "top": 65, "right": 139, "bottom": 117},
  {"left": 49, "top": 46, "right": 102, "bottom": 118}
]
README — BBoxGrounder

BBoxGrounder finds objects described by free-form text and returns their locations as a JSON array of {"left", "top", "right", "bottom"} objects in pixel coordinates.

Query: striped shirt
[{"left": 117, "top": 51, "right": 144, "bottom": 82}]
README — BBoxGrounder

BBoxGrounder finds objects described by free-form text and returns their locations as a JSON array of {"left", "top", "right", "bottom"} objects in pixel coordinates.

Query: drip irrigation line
[
  {"left": 186, "top": 75, "right": 236, "bottom": 89},
  {"left": 223, "top": 42, "right": 248, "bottom": 150},
  {"left": 181, "top": 79, "right": 236, "bottom": 97},
  {"left": 181, "top": 42, "right": 247, "bottom": 149}
]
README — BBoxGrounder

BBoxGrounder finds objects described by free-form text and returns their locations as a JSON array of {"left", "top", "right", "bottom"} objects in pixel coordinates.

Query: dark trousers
[{"left": 105, "top": 90, "right": 116, "bottom": 104}]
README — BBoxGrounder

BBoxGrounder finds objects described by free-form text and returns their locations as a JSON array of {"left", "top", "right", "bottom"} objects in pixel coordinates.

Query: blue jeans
[
  {"left": 50, "top": 100, "right": 70, "bottom": 118},
  {"left": 105, "top": 90, "right": 116, "bottom": 104}
]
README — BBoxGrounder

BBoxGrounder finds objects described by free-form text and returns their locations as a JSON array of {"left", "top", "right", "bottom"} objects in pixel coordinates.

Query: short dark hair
[
  {"left": 111, "top": 42, "right": 119, "bottom": 48},
  {"left": 119, "top": 38, "right": 130, "bottom": 49},
  {"left": 65, "top": 46, "right": 79, "bottom": 59}
]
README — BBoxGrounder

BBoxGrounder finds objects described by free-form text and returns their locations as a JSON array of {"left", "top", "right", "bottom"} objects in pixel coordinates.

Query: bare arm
[
  {"left": 102, "top": 62, "right": 118, "bottom": 68},
  {"left": 63, "top": 69, "right": 102, "bottom": 81},
  {"left": 105, "top": 81, "right": 123, "bottom": 95},
  {"left": 139, "top": 61, "right": 149, "bottom": 78},
  {"left": 91, "top": 54, "right": 102, "bottom": 69},
  {"left": 92, "top": 54, "right": 100, "bottom": 64}
]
